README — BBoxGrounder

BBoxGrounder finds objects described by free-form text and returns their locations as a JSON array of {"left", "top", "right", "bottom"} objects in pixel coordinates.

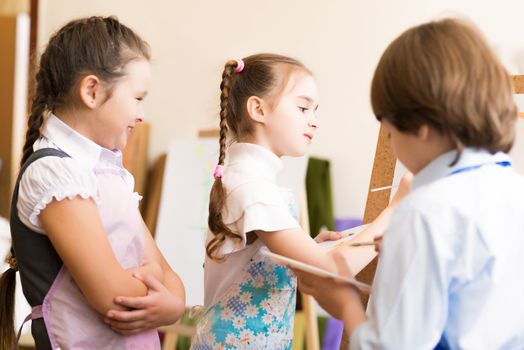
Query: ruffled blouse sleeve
[
  {"left": 16, "top": 156, "right": 98, "bottom": 233},
  {"left": 218, "top": 180, "right": 300, "bottom": 255}
]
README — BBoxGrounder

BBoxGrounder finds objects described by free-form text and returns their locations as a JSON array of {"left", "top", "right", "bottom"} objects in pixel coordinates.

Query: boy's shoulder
[{"left": 400, "top": 167, "right": 524, "bottom": 219}]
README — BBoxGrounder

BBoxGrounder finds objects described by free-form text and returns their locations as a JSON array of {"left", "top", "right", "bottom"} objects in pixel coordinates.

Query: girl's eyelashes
[
  {"left": 298, "top": 106, "right": 308, "bottom": 113},
  {"left": 136, "top": 97, "right": 144, "bottom": 101}
]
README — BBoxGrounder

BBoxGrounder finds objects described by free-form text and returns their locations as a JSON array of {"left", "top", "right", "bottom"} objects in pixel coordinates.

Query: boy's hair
[
  {"left": 206, "top": 53, "right": 311, "bottom": 261},
  {"left": 0, "top": 16, "right": 149, "bottom": 349},
  {"left": 371, "top": 18, "right": 517, "bottom": 159}
]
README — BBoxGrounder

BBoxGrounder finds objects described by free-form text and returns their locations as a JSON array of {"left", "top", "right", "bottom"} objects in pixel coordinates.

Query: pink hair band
[
  {"left": 235, "top": 59, "right": 245, "bottom": 73},
  {"left": 213, "top": 164, "right": 224, "bottom": 179}
]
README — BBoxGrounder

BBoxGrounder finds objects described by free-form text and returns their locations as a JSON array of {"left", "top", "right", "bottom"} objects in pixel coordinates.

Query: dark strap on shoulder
[
  {"left": 11, "top": 148, "right": 69, "bottom": 221},
  {"left": 10, "top": 148, "right": 69, "bottom": 350},
  {"left": 17, "top": 148, "right": 69, "bottom": 184}
]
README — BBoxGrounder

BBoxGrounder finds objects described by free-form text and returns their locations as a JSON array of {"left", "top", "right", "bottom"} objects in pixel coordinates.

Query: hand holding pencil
[
  {"left": 349, "top": 235, "right": 383, "bottom": 253},
  {"left": 349, "top": 241, "right": 377, "bottom": 247}
]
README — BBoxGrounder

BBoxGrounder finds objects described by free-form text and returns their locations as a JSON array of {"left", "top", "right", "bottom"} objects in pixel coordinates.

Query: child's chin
[
  {"left": 114, "top": 141, "right": 127, "bottom": 152},
  {"left": 287, "top": 149, "right": 307, "bottom": 158}
]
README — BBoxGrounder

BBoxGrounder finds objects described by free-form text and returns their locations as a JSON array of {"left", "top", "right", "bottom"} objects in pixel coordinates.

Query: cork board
[
  {"left": 512, "top": 75, "right": 524, "bottom": 118},
  {"left": 512, "top": 75, "right": 524, "bottom": 94},
  {"left": 355, "top": 126, "right": 396, "bottom": 299},
  {"left": 510, "top": 75, "right": 524, "bottom": 176},
  {"left": 339, "top": 126, "right": 396, "bottom": 350}
]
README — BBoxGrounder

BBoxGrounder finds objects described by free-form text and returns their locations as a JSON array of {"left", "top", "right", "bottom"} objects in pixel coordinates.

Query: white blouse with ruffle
[
  {"left": 203, "top": 142, "right": 300, "bottom": 307},
  {"left": 16, "top": 114, "right": 137, "bottom": 234}
]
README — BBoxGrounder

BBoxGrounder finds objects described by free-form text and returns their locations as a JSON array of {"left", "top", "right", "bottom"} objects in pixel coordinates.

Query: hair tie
[
  {"left": 234, "top": 59, "right": 245, "bottom": 73},
  {"left": 213, "top": 164, "right": 224, "bottom": 179},
  {"left": 6, "top": 254, "right": 18, "bottom": 271}
]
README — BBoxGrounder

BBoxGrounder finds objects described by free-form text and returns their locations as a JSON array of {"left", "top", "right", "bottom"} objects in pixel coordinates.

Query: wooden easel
[
  {"left": 123, "top": 123, "right": 150, "bottom": 197},
  {"left": 338, "top": 126, "right": 395, "bottom": 350},
  {"left": 296, "top": 187, "right": 320, "bottom": 350},
  {"left": 512, "top": 75, "right": 524, "bottom": 95}
]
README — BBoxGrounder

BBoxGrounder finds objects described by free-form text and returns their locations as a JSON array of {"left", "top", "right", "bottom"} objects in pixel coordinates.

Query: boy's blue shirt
[{"left": 351, "top": 148, "right": 524, "bottom": 350}]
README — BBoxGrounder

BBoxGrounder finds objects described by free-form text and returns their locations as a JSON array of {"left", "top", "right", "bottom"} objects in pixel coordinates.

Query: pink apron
[{"left": 15, "top": 167, "right": 160, "bottom": 350}]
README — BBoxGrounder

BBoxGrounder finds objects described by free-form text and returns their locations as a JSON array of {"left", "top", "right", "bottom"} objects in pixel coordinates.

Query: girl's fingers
[
  {"left": 373, "top": 236, "right": 382, "bottom": 253},
  {"left": 107, "top": 319, "right": 144, "bottom": 330},
  {"left": 113, "top": 295, "right": 150, "bottom": 310},
  {"left": 110, "top": 325, "right": 146, "bottom": 335},
  {"left": 133, "top": 272, "right": 164, "bottom": 291},
  {"left": 315, "top": 231, "right": 342, "bottom": 243},
  {"left": 106, "top": 308, "right": 147, "bottom": 322}
]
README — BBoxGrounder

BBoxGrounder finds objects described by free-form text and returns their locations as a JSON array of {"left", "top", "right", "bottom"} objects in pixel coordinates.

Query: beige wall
[{"left": 38, "top": 0, "right": 524, "bottom": 219}]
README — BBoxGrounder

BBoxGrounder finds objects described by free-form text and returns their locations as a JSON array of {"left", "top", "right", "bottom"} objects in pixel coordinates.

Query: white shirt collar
[
  {"left": 226, "top": 142, "right": 283, "bottom": 182},
  {"left": 40, "top": 114, "right": 123, "bottom": 170},
  {"left": 412, "top": 147, "right": 512, "bottom": 191}
]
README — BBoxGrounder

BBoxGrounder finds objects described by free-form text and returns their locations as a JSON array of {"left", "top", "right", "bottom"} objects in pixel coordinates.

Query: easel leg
[{"left": 302, "top": 292, "right": 320, "bottom": 350}]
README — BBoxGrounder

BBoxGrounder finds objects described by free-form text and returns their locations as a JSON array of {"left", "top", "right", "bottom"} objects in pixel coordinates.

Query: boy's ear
[
  {"left": 246, "top": 96, "right": 267, "bottom": 124},
  {"left": 78, "top": 75, "right": 102, "bottom": 109},
  {"left": 418, "top": 124, "right": 430, "bottom": 141}
]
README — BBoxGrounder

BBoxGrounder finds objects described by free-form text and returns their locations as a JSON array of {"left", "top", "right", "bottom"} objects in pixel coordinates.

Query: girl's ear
[
  {"left": 246, "top": 96, "right": 267, "bottom": 124},
  {"left": 78, "top": 75, "right": 102, "bottom": 109}
]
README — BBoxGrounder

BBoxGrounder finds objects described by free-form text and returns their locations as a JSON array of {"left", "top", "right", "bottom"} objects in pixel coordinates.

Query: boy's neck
[{"left": 409, "top": 125, "right": 455, "bottom": 175}]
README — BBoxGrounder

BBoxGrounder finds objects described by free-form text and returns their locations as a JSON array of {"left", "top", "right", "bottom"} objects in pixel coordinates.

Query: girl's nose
[
  {"left": 309, "top": 116, "right": 319, "bottom": 129},
  {"left": 136, "top": 105, "right": 146, "bottom": 123}
]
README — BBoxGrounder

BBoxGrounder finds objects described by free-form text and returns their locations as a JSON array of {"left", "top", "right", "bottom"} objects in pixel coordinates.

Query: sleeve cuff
[{"left": 29, "top": 188, "right": 99, "bottom": 227}]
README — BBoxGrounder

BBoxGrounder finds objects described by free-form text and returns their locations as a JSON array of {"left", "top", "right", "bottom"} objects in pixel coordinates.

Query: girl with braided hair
[
  {"left": 191, "top": 53, "right": 405, "bottom": 349},
  {"left": 0, "top": 16, "right": 184, "bottom": 350}
]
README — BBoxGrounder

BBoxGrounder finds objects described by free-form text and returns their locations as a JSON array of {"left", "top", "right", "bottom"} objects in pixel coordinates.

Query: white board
[{"left": 155, "top": 138, "right": 308, "bottom": 306}]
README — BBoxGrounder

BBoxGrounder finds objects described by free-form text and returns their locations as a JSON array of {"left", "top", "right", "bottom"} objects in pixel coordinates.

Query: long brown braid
[
  {"left": 206, "top": 53, "right": 311, "bottom": 261},
  {"left": 0, "top": 247, "right": 17, "bottom": 350},
  {"left": 0, "top": 16, "right": 150, "bottom": 349},
  {"left": 206, "top": 61, "right": 239, "bottom": 261}
]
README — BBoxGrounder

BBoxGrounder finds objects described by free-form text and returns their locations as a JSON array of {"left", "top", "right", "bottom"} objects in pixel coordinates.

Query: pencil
[
  {"left": 370, "top": 184, "right": 399, "bottom": 192},
  {"left": 349, "top": 241, "right": 378, "bottom": 247}
]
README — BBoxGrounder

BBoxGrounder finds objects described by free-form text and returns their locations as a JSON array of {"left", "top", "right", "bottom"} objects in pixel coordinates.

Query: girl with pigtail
[
  {"left": 0, "top": 16, "right": 185, "bottom": 350},
  {"left": 191, "top": 54, "right": 406, "bottom": 349}
]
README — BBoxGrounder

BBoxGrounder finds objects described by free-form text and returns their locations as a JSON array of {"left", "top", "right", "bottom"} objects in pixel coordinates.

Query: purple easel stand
[
  {"left": 321, "top": 317, "right": 344, "bottom": 350},
  {"left": 320, "top": 218, "right": 362, "bottom": 350},
  {"left": 334, "top": 217, "right": 363, "bottom": 231}
]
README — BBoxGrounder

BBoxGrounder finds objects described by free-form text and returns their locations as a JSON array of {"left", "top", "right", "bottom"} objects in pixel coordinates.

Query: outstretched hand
[
  {"left": 373, "top": 235, "right": 383, "bottom": 254},
  {"left": 104, "top": 273, "right": 184, "bottom": 335}
]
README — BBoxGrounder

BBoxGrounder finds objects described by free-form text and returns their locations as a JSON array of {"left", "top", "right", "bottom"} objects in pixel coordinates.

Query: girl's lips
[{"left": 304, "top": 133, "right": 313, "bottom": 141}]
